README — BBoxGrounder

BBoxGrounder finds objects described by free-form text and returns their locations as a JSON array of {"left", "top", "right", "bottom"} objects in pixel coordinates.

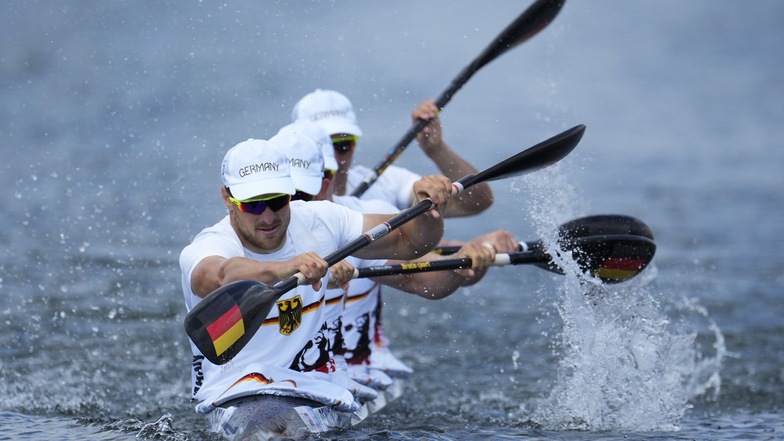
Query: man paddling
[
  {"left": 289, "top": 91, "right": 508, "bottom": 376},
  {"left": 269, "top": 128, "right": 519, "bottom": 386},
  {"left": 179, "top": 138, "right": 453, "bottom": 414},
  {"left": 292, "top": 89, "right": 494, "bottom": 216}
]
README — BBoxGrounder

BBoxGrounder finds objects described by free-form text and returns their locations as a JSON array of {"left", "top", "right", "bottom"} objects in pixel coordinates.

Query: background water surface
[{"left": 1, "top": 1, "right": 782, "bottom": 440}]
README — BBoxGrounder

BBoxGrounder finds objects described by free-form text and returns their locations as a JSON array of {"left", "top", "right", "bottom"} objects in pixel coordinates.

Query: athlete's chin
[{"left": 253, "top": 230, "right": 285, "bottom": 250}]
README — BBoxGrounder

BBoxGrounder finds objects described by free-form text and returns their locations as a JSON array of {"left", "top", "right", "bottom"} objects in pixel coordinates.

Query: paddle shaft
[
  {"left": 353, "top": 249, "right": 547, "bottom": 279},
  {"left": 351, "top": 233, "right": 657, "bottom": 284},
  {"left": 434, "top": 241, "right": 529, "bottom": 256},
  {"left": 350, "top": 0, "right": 566, "bottom": 197}
]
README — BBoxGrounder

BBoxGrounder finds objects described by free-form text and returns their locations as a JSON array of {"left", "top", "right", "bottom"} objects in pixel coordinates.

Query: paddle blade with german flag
[
  {"left": 535, "top": 234, "right": 657, "bottom": 284},
  {"left": 184, "top": 280, "right": 279, "bottom": 365},
  {"left": 575, "top": 235, "right": 656, "bottom": 283}
]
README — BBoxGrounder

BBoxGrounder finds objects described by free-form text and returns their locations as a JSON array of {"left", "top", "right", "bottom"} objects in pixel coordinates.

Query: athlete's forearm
[{"left": 422, "top": 142, "right": 493, "bottom": 217}]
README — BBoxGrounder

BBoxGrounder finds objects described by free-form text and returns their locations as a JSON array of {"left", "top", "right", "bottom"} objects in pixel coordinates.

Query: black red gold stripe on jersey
[{"left": 344, "top": 283, "right": 379, "bottom": 305}]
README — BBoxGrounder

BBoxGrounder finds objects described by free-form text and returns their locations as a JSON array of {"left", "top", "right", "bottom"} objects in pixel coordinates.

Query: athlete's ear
[{"left": 221, "top": 186, "right": 233, "bottom": 211}]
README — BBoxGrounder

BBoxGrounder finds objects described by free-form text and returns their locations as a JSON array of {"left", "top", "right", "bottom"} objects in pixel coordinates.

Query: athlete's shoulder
[
  {"left": 334, "top": 194, "right": 397, "bottom": 214},
  {"left": 291, "top": 199, "right": 357, "bottom": 218}
]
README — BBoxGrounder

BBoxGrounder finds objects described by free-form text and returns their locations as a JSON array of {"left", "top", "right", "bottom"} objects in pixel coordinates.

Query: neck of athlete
[{"left": 331, "top": 168, "right": 349, "bottom": 196}]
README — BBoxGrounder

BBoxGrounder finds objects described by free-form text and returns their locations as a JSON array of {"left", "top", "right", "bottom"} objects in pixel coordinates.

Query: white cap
[
  {"left": 276, "top": 121, "right": 338, "bottom": 172},
  {"left": 221, "top": 139, "right": 296, "bottom": 200},
  {"left": 292, "top": 89, "right": 363, "bottom": 137},
  {"left": 268, "top": 132, "right": 325, "bottom": 196}
]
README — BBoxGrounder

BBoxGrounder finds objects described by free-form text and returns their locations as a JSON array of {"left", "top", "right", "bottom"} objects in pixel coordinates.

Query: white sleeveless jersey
[{"left": 179, "top": 200, "right": 364, "bottom": 406}]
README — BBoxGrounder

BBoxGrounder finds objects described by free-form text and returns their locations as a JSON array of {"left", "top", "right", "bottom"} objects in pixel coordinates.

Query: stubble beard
[{"left": 230, "top": 208, "right": 289, "bottom": 254}]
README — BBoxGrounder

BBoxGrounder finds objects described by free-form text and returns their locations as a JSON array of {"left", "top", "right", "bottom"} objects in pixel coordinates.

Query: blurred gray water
[{"left": 1, "top": 1, "right": 783, "bottom": 440}]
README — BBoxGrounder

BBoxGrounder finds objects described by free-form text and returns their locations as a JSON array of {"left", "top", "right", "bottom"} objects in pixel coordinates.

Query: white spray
[{"left": 515, "top": 167, "right": 724, "bottom": 431}]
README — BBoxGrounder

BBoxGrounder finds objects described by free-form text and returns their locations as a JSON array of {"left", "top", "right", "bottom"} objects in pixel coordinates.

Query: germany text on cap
[
  {"left": 221, "top": 139, "right": 296, "bottom": 200},
  {"left": 276, "top": 121, "right": 338, "bottom": 172},
  {"left": 291, "top": 89, "right": 363, "bottom": 136},
  {"left": 269, "top": 132, "right": 325, "bottom": 196}
]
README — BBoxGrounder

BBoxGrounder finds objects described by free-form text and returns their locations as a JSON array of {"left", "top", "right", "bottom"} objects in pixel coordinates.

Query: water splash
[
  {"left": 517, "top": 168, "right": 725, "bottom": 432},
  {"left": 95, "top": 413, "right": 215, "bottom": 440}
]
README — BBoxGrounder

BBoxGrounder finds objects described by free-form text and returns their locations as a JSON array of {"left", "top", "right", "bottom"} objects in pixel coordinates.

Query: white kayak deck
[{"left": 208, "top": 380, "right": 404, "bottom": 440}]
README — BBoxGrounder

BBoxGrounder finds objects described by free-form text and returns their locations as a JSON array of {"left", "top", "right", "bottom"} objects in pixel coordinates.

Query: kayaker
[
  {"left": 179, "top": 138, "right": 453, "bottom": 415},
  {"left": 291, "top": 89, "right": 494, "bottom": 217},
  {"left": 288, "top": 91, "right": 508, "bottom": 378},
  {"left": 269, "top": 127, "right": 518, "bottom": 389}
]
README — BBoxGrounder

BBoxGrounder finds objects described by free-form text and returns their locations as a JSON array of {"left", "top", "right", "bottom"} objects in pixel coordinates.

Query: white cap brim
[
  {"left": 229, "top": 176, "right": 296, "bottom": 201},
  {"left": 317, "top": 117, "right": 363, "bottom": 137},
  {"left": 291, "top": 173, "right": 323, "bottom": 196},
  {"left": 323, "top": 156, "right": 339, "bottom": 172}
]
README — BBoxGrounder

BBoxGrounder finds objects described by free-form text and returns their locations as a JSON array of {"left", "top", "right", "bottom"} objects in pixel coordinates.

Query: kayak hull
[{"left": 208, "top": 380, "right": 404, "bottom": 440}]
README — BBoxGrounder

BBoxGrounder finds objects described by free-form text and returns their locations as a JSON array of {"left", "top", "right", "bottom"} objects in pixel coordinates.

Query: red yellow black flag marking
[
  {"left": 206, "top": 304, "right": 245, "bottom": 356},
  {"left": 593, "top": 257, "right": 646, "bottom": 282}
]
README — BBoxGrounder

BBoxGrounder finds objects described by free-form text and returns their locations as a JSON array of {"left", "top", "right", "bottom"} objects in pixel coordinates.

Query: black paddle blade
[
  {"left": 184, "top": 280, "right": 280, "bottom": 365},
  {"left": 559, "top": 214, "right": 654, "bottom": 241},
  {"left": 351, "top": 0, "right": 566, "bottom": 199},
  {"left": 458, "top": 124, "right": 585, "bottom": 190},
  {"left": 535, "top": 234, "right": 657, "bottom": 284},
  {"left": 474, "top": 0, "right": 566, "bottom": 71}
]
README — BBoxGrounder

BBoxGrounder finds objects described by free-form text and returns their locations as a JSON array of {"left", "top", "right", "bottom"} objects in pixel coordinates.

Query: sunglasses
[
  {"left": 331, "top": 135, "right": 358, "bottom": 153},
  {"left": 291, "top": 190, "right": 315, "bottom": 202},
  {"left": 228, "top": 193, "right": 291, "bottom": 215}
]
